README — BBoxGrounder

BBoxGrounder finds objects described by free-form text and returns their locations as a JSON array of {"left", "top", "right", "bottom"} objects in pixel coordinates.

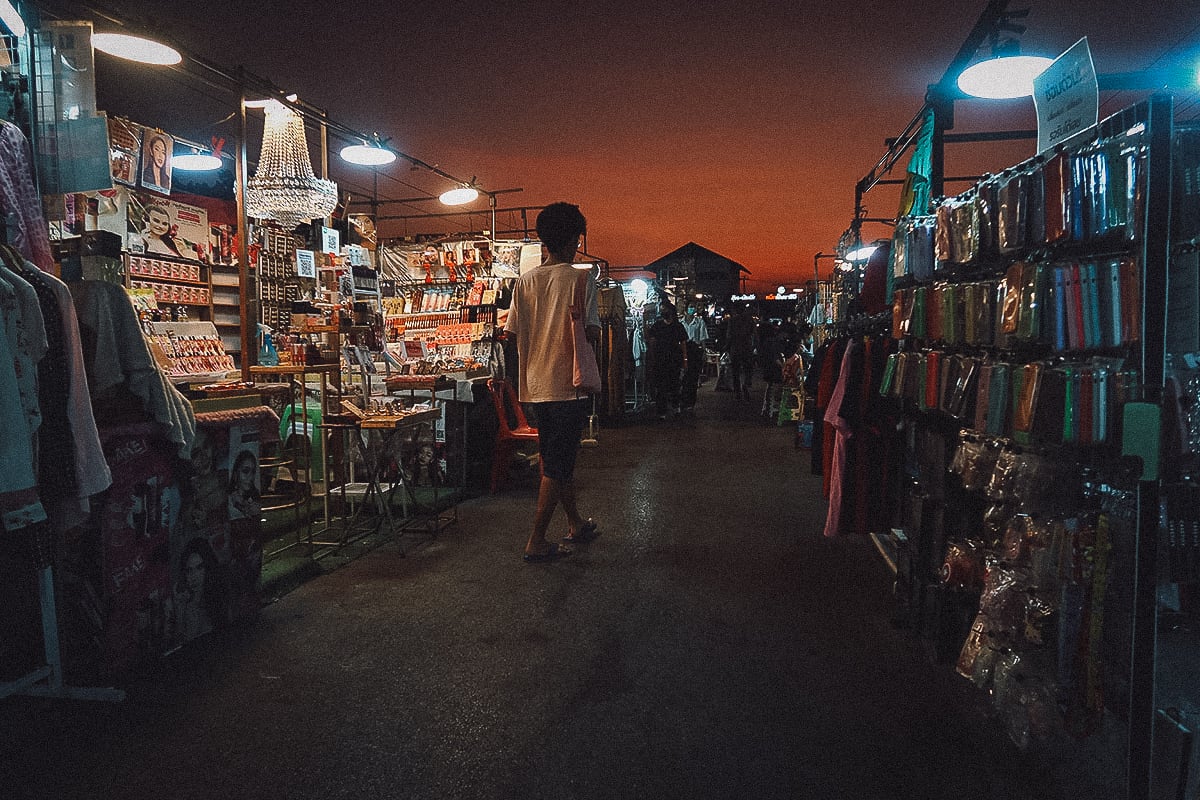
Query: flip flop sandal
[
  {"left": 563, "top": 519, "right": 599, "bottom": 543},
  {"left": 523, "top": 542, "right": 573, "bottom": 563}
]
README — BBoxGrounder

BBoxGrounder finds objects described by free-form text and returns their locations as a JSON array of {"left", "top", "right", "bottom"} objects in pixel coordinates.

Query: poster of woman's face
[{"left": 140, "top": 131, "right": 173, "bottom": 195}]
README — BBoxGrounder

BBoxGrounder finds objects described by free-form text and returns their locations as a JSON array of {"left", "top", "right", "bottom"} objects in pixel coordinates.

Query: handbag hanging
[{"left": 570, "top": 273, "right": 602, "bottom": 394}]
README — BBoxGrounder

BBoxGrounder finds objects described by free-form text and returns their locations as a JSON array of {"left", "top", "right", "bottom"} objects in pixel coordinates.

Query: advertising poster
[
  {"left": 108, "top": 118, "right": 142, "bottom": 188},
  {"left": 226, "top": 425, "right": 261, "bottom": 522},
  {"left": 139, "top": 129, "right": 174, "bottom": 195},
  {"left": 127, "top": 192, "right": 210, "bottom": 261},
  {"left": 98, "top": 429, "right": 178, "bottom": 672}
]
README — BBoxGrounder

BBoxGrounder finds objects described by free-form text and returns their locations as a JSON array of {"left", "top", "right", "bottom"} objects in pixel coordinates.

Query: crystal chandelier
[{"left": 246, "top": 100, "right": 338, "bottom": 229}]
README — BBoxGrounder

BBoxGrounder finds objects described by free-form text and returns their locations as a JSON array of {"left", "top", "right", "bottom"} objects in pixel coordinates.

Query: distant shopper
[
  {"left": 646, "top": 301, "right": 688, "bottom": 418},
  {"left": 679, "top": 302, "right": 709, "bottom": 412},
  {"left": 503, "top": 202, "right": 600, "bottom": 563},
  {"left": 725, "top": 303, "right": 756, "bottom": 400}
]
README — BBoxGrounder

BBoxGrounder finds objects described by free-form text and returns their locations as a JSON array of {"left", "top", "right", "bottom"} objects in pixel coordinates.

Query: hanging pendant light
[
  {"left": 340, "top": 135, "right": 396, "bottom": 166},
  {"left": 245, "top": 100, "right": 338, "bottom": 229},
  {"left": 439, "top": 184, "right": 479, "bottom": 206},
  {"left": 92, "top": 32, "right": 181, "bottom": 65}
]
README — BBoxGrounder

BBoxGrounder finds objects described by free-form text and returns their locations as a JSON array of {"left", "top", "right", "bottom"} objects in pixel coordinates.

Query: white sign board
[
  {"left": 295, "top": 249, "right": 316, "bottom": 278},
  {"left": 321, "top": 226, "right": 341, "bottom": 255},
  {"left": 1033, "top": 37, "right": 1099, "bottom": 154}
]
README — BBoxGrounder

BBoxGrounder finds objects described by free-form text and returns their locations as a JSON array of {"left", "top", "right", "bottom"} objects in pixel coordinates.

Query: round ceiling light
[
  {"left": 957, "top": 55, "right": 1054, "bottom": 99},
  {"left": 439, "top": 186, "right": 479, "bottom": 206},
  {"left": 92, "top": 33, "right": 182, "bottom": 66},
  {"left": 172, "top": 152, "right": 222, "bottom": 171},
  {"left": 340, "top": 143, "right": 397, "bottom": 166}
]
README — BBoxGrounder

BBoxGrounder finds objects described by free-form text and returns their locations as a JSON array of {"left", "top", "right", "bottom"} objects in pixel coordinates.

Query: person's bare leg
[
  {"left": 560, "top": 477, "right": 585, "bottom": 536},
  {"left": 526, "top": 475, "right": 561, "bottom": 555}
]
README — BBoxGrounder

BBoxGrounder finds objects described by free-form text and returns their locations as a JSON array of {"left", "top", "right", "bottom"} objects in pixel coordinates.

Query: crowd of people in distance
[{"left": 633, "top": 298, "right": 811, "bottom": 420}]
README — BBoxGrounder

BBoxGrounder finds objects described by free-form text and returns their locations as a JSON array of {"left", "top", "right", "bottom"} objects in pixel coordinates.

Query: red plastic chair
[{"left": 487, "top": 378, "right": 539, "bottom": 493}]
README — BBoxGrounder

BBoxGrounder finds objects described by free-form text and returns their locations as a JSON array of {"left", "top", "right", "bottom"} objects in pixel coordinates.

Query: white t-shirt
[
  {"left": 504, "top": 262, "right": 600, "bottom": 403},
  {"left": 680, "top": 315, "right": 709, "bottom": 344}
]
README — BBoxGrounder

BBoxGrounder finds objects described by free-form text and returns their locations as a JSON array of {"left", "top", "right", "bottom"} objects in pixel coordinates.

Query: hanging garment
[
  {"left": 30, "top": 265, "right": 110, "bottom": 498},
  {"left": 2, "top": 250, "right": 111, "bottom": 510},
  {"left": 71, "top": 280, "right": 196, "bottom": 458},
  {"left": 0, "top": 274, "right": 46, "bottom": 530},
  {"left": 0, "top": 120, "right": 55, "bottom": 272},
  {"left": 823, "top": 340, "right": 860, "bottom": 538},
  {"left": 0, "top": 263, "right": 47, "bottom": 445}
]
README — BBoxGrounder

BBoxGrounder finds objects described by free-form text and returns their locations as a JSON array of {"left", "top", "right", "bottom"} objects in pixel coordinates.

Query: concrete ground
[{"left": 1, "top": 385, "right": 1120, "bottom": 799}]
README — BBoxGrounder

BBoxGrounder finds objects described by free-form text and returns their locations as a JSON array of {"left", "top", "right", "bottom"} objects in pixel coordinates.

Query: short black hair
[
  {"left": 659, "top": 302, "right": 676, "bottom": 317},
  {"left": 536, "top": 202, "right": 587, "bottom": 254}
]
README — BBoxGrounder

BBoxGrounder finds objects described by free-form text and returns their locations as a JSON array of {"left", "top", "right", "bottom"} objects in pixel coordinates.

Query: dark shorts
[{"left": 532, "top": 399, "right": 588, "bottom": 481}]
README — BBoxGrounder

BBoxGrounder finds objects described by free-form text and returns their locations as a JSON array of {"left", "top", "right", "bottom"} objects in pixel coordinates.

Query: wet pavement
[{"left": 1, "top": 385, "right": 1118, "bottom": 799}]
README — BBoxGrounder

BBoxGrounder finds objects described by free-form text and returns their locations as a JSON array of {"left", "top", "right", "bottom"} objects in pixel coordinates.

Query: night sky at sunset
[{"left": 88, "top": 0, "right": 1200, "bottom": 291}]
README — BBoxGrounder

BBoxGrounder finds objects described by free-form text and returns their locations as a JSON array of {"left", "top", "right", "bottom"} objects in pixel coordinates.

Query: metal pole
[
  {"left": 1126, "top": 92, "right": 1173, "bottom": 800},
  {"left": 236, "top": 71, "right": 252, "bottom": 380}
]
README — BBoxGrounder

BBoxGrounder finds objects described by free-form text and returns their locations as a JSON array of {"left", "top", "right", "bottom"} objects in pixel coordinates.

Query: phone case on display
[
  {"left": 892, "top": 290, "right": 904, "bottom": 339},
  {"left": 934, "top": 202, "right": 953, "bottom": 266},
  {"left": 974, "top": 363, "right": 993, "bottom": 432},
  {"left": 925, "top": 350, "right": 941, "bottom": 411},
  {"left": 879, "top": 353, "right": 899, "bottom": 396},
  {"left": 975, "top": 179, "right": 997, "bottom": 258},
  {"left": 1120, "top": 257, "right": 1141, "bottom": 344},
  {"left": 1065, "top": 263, "right": 1085, "bottom": 350},
  {"left": 997, "top": 172, "right": 1027, "bottom": 253},
  {"left": 1026, "top": 160, "right": 1046, "bottom": 246},
  {"left": 1079, "top": 369, "right": 1095, "bottom": 445},
  {"left": 1033, "top": 367, "right": 1065, "bottom": 443},
  {"left": 892, "top": 224, "right": 909, "bottom": 280},
  {"left": 962, "top": 283, "right": 978, "bottom": 345},
  {"left": 1094, "top": 369, "right": 1109, "bottom": 443},
  {"left": 1097, "top": 259, "right": 1121, "bottom": 348},
  {"left": 1063, "top": 367, "right": 1078, "bottom": 444},
  {"left": 907, "top": 353, "right": 925, "bottom": 405},
  {"left": 950, "top": 198, "right": 979, "bottom": 264},
  {"left": 942, "top": 283, "right": 959, "bottom": 345},
  {"left": 929, "top": 284, "right": 946, "bottom": 341},
  {"left": 978, "top": 281, "right": 996, "bottom": 347},
  {"left": 1069, "top": 152, "right": 1088, "bottom": 242},
  {"left": 1052, "top": 265, "right": 1068, "bottom": 352},
  {"left": 939, "top": 353, "right": 957, "bottom": 414},
  {"left": 1013, "top": 363, "right": 1041, "bottom": 439},
  {"left": 1083, "top": 261, "right": 1103, "bottom": 349},
  {"left": 1001, "top": 262, "right": 1024, "bottom": 335},
  {"left": 993, "top": 280, "right": 1011, "bottom": 350},
  {"left": 1009, "top": 364, "right": 1027, "bottom": 443},
  {"left": 987, "top": 363, "right": 1010, "bottom": 436},
  {"left": 1016, "top": 262, "right": 1040, "bottom": 341},
  {"left": 912, "top": 286, "right": 927, "bottom": 339},
  {"left": 911, "top": 218, "right": 935, "bottom": 282},
  {"left": 949, "top": 357, "right": 979, "bottom": 421},
  {"left": 1090, "top": 147, "right": 1111, "bottom": 242},
  {"left": 1043, "top": 150, "right": 1071, "bottom": 244}
]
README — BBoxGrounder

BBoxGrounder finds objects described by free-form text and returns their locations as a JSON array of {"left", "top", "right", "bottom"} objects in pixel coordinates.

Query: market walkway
[{"left": 2, "top": 387, "right": 1114, "bottom": 800}]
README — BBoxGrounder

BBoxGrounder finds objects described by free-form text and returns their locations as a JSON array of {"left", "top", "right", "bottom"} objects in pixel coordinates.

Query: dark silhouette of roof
[{"left": 643, "top": 242, "right": 751, "bottom": 276}]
